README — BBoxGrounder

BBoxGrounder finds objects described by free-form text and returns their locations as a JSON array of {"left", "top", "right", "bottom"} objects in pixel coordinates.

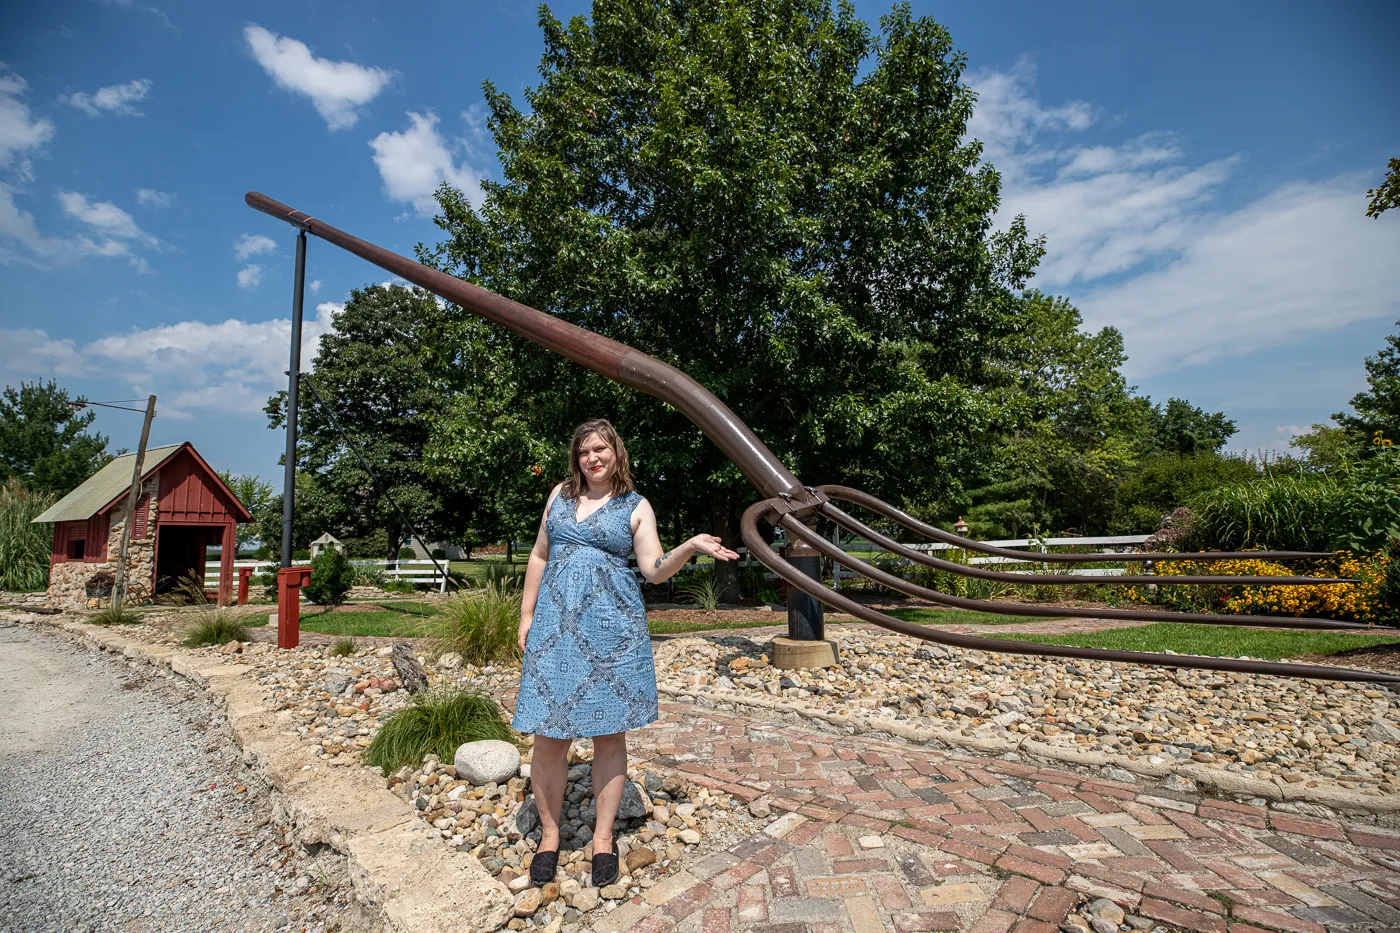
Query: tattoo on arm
[{"left": 653, "top": 550, "right": 673, "bottom": 570}]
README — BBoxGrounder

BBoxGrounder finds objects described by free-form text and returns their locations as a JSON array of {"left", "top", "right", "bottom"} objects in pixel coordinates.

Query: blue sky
[{"left": 1, "top": 0, "right": 1397, "bottom": 483}]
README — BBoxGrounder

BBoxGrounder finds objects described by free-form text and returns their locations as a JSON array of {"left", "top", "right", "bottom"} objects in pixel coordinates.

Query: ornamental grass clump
[
  {"left": 364, "top": 685, "right": 514, "bottom": 773},
  {"left": 182, "top": 610, "right": 250, "bottom": 647},
  {"left": 428, "top": 579, "right": 521, "bottom": 666},
  {"left": 91, "top": 604, "right": 142, "bottom": 626},
  {"left": 0, "top": 479, "right": 55, "bottom": 592},
  {"left": 328, "top": 636, "right": 359, "bottom": 657}
]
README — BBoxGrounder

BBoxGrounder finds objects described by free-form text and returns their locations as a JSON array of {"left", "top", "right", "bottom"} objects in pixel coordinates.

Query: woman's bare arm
[
  {"left": 518, "top": 485, "right": 562, "bottom": 652},
  {"left": 631, "top": 498, "right": 740, "bottom": 585}
]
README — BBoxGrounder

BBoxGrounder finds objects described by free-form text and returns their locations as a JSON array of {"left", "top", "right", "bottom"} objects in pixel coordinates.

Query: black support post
[
  {"left": 786, "top": 539, "right": 824, "bottom": 640},
  {"left": 281, "top": 230, "right": 307, "bottom": 569}
]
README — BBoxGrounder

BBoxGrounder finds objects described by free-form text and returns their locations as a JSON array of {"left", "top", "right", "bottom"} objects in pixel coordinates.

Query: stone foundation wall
[{"left": 47, "top": 476, "right": 159, "bottom": 610}]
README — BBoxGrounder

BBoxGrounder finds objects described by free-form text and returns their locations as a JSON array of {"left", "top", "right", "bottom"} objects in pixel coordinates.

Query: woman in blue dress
[{"left": 513, "top": 419, "right": 739, "bottom": 888}]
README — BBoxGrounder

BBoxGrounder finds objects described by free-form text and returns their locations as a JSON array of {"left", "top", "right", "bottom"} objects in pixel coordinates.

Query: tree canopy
[
  {"left": 266, "top": 285, "right": 502, "bottom": 556},
  {"left": 1335, "top": 319, "right": 1400, "bottom": 443},
  {"left": 426, "top": 0, "right": 1046, "bottom": 595},
  {"left": 0, "top": 380, "right": 112, "bottom": 496}
]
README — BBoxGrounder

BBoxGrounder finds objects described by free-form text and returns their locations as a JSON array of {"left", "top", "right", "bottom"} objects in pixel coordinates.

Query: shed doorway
[{"left": 154, "top": 525, "right": 213, "bottom": 597}]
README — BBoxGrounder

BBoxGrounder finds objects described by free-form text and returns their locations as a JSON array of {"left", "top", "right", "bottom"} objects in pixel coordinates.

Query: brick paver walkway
[{"left": 586, "top": 699, "right": 1400, "bottom": 933}]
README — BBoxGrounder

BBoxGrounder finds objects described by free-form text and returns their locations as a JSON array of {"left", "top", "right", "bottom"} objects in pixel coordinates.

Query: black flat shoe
[
  {"left": 591, "top": 841, "right": 620, "bottom": 888},
  {"left": 530, "top": 848, "right": 559, "bottom": 886}
]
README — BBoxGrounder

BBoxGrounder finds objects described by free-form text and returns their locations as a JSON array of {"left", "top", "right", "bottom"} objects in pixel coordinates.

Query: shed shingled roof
[{"left": 32, "top": 445, "right": 185, "bottom": 524}]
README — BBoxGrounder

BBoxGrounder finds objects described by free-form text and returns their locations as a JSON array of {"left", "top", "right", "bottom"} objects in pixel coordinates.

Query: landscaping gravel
[
  {"left": 0, "top": 620, "right": 365, "bottom": 933},
  {"left": 656, "top": 630, "right": 1400, "bottom": 795}
]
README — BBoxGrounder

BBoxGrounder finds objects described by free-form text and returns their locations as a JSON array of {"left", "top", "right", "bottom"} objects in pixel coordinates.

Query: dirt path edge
[{"left": 8, "top": 610, "right": 514, "bottom": 933}]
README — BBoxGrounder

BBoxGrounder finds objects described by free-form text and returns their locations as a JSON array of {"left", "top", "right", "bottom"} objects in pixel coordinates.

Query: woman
[{"left": 513, "top": 419, "right": 740, "bottom": 888}]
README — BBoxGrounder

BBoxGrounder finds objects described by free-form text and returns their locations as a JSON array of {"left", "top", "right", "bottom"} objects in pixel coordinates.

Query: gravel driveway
[{"left": 0, "top": 618, "right": 373, "bottom": 933}]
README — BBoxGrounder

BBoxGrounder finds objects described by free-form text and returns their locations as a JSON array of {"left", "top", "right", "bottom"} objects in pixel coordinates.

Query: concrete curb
[
  {"left": 658, "top": 684, "right": 1400, "bottom": 814},
  {"left": 10, "top": 611, "right": 514, "bottom": 933}
]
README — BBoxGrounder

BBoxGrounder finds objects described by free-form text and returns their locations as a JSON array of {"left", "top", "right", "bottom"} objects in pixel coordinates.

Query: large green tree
[
  {"left": 0, "top": 380, "right": 112, "bottom": 496},
  {"left": 266, "top": 285, "right": 495, "bottom": 556},
  {"left": 217, "top": 471, "right": 278, "bottom": 554},
  {"left": 426, "top": 0, "right": 1043, "bottom": 598},
  {"left": 1335, "top": 319, "right": 1400, "bottom": 443}
]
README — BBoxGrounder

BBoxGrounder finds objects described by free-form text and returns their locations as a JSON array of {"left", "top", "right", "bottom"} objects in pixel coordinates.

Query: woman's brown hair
[{"left": 560, "top": 419, "right": 636, "bottom": 499}]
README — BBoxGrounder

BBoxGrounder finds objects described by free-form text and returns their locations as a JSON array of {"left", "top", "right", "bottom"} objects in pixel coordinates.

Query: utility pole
[{"left": 113, "top": 394, "right": 157, "bottom": 610}]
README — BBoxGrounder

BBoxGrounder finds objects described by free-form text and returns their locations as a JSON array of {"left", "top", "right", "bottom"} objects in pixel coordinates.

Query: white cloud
[
  {"left": 969, "top": 61, "right": 1234, "bottom": 286},
  {"left": 58, "top": 190, "right": 158, "bottom": 245},
  {"left": 59, "top": 78, "right": 152, "bottom": 116},
  {"left": 0, "top": 327, "right": 83, "bottom": 377},
  {"left": 236, "top": 263, "right": 263, "bottom": 289},
  {"left": 135, "top": 187, "right": 175, "bottom": 208},
  {"left": 234, "top": 232, "right": 276, "bottom": 260},
  {"left": 370, "top": 110, "right": 485, "bottom": 214},
  {"left": 79, "top": 301, "right": 340, "bottom": 416},
  {"left": 970, "top": 63, "right": 1400, "bottom": 382},
  {"left": 0, "top": 185, "right": 153, "bottom": 271},
  {"left": 0, "top": 68, "right": 55, "bottom": 180},
  {"left": 1078, "top": 176, "right": 1400, "bottom": 377},
  {"left": 309, "top": 279, "right": 321, "bottom": 294},
  {"left": 243, "top": 25, "right": 391, "bottom": 131}
]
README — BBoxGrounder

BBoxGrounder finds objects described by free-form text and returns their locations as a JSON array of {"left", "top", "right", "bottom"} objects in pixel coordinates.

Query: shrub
[
  {"left": 431, "top": 547, "right": 447, "bottom": 560},
  {"left": 0, "top": 479, "right": 55, "bottom": 591},
  {"left": 257, "top": 567, "right": 279, "bottom": 601},
  {"left": 364, "top": 686, "right": 515, "bottom": 773},
  {"left": 429, "top": 580, "right": 522, "bottom": 666},
  {"left": 91, "top": 604, "right": 141, "bottom": 626},
  {"left": 328, "top": 636, "right": 359, "bottom": 657},
  {"left": 182, "top": 611, "right": 251, "bottom": 647},
  {"left": 1121, "top": 552, "right": 1394, "bottom": 624},
  {"left": 398, "top": 545, "right": 419, "bottom": 559},
  {"left": 1111, "top": 453, "right": 1260, "bottom": 534},
  {"left": 303, "top": 548, "right": 357, "bottom": 606},
  {"left": 381, "top": 577, "right": 418, "bottom": 594}
]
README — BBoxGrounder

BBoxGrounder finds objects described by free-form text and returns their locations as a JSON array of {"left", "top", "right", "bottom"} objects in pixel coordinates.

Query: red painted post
[
  {"left": 276, "top": 566, "right": 313, "bottom": 649},
  {"left": 237, "top": 566, "right": 253, "bottom": 605}
]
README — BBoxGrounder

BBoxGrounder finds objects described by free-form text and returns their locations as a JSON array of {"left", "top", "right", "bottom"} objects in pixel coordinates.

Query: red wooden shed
[{"left": 33, "top": 442, "right": 254, "bottom": 608}]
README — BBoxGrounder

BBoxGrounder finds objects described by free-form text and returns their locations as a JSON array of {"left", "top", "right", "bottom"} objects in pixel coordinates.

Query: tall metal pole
[
  {"left": 112, "top": 394, "right": 157, "bottom": 611},
  {"left": 281, "top": 230, "right": 308, "bottom": 568}
]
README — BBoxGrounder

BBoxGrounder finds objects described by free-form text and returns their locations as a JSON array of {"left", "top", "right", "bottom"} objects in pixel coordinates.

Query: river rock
[
  {"left": 625, "top": 847, "right": 657, "bottom": 872},
  {"left": 1088, "top": 899, "right": 1126, "bottom": 927},
  {"left": 324, "top": 673, "right": 352, "bottom": 696},
  {"left": 618, "top": 780, "right": 649, "bottom": 819},
  {"left": 513, "top": 888, "right": 543, "bottom": 917},
  {"left": 571, "top": 887, "right": 600, "bottom": 912},
  {"left": 678, "top": 829, "right": 701, "bottom": 845},
  {"left": 456, "top": 739, "right": 521, "bottom": 785},
  {"left": 599, "top": 883, "right": 628, "bottom": 900}
]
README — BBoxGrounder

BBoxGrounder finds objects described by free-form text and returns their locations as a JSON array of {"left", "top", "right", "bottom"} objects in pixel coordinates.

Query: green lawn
[
  {"left": 298, "top": 602, "right": 440, "bottom": 638},
  {"left": 986, "top": 622, "right": 1400, "bottom": 660},
  {"left": 886, "top": 606, "right": 1065, "bottom": 626}
]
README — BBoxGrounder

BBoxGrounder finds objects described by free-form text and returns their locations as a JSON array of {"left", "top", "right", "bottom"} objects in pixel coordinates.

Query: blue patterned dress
[{"left": 512, "top": 489, "right": 659, "bottom": 739}]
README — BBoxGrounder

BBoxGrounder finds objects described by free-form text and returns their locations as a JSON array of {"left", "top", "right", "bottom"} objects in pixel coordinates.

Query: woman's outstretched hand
[{"left": 690, "top": 534, "right": 741, "bottom": 562}]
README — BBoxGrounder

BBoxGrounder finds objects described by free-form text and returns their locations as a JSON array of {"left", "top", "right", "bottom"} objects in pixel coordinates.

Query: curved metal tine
[
  {"left": 782, "top": 511, "right": 1370, "bottom": 631},
  {"left": 818, "top": 484, "right": 1337, "bottom": 564},
  {"left": 741, "top": 501, "right": 1400, "bottom": 684},
  {"left": 819, "top": 501, "right": 1353, "bottom": 587}
]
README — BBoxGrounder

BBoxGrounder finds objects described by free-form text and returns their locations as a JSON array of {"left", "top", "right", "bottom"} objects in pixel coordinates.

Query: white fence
[{"left": 205, "top": 558, "right": 449, "bottom": 593}]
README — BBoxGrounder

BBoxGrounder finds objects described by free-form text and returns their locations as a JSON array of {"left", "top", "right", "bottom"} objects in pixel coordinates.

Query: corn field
[{"left": 0, "top": 479, "right": 54, "bottom": 591}]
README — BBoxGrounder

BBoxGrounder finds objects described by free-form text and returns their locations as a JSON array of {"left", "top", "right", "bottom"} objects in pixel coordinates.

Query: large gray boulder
[{"left": 454, "top": 739, "right": 520, "bottom": 786}]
